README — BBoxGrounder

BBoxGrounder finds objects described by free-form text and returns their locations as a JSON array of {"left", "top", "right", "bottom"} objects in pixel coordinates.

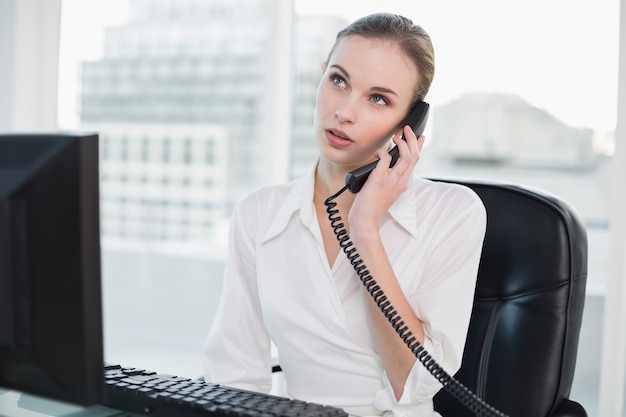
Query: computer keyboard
[{"left": 103, "top": 364, "right": 349, "bottom": 417}]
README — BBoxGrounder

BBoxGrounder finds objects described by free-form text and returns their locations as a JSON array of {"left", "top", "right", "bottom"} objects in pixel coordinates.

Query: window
[
  {"left": 183, "top": 137, "right": 192, "bottom": 164},
  {"left": 141, "top": 137, "right": 149, "bottom": 161},
  {"left": 162, "top": 138, "right": 170, "bottom": 163}
]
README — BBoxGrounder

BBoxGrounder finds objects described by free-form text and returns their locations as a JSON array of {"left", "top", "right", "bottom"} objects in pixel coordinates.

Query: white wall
[
  {"left": 599, "top": 1, "right": 626, "bottom": 415},
  {"left": 0, "top": 0, "right": 61, "bottom": 131}
]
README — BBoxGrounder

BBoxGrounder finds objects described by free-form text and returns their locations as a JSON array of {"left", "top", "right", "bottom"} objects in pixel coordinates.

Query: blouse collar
[{"left": 262, "top": 159, "right": 419, "bottom": 243}]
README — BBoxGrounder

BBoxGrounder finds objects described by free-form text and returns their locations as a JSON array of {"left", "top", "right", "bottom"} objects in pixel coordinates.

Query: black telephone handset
[{"left": 344, "top": 101, "right": 430, "bottom": 193}]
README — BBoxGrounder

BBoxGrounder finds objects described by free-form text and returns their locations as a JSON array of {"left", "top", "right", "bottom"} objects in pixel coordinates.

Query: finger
[
  {"left": 416, "top": 134, "right": 425, "bottom": 152},
  {"left": 402, "top": 125, "right": 420, "bottom": 150},
  {"left": 375, "top": 147, "right": 392, "bottom": 169},
  {"left": 391, "top": 130, "right": 416, "bottom": 172},
  {"left": 401, "top": 126, "right": 425, "bottom": 160}
]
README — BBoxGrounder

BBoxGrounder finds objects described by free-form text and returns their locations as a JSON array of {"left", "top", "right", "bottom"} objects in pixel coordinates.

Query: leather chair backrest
[{"left": 432, "top": 179, "right": 588, "bottom": 417}]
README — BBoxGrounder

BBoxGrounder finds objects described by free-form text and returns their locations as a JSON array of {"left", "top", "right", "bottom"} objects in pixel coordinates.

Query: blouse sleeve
[
  {"left": 203, "top": 194, "right": 273, "bottom": 393},
  {"left": 374, "top": 185, "right": 487, "bottom": 415}
]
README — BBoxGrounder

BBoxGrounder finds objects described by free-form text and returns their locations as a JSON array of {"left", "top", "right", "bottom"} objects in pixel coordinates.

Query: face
[{"left": 314, "top": 35, "right": 420, "bottom": 172}]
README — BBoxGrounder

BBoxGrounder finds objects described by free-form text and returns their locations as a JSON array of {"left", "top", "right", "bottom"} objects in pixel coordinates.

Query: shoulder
[
  {"left": 236, "top": 181, "right": 295, "bottom": 209},
  {"left": 231, "top": 179, "right": 302, "bottom": 224},
  {"left": 402, "top": 178, "right": 488, "bottom": 267},
  {"left": 410, "top": 176, "right": 487, "bottom": 237},
  {"left": 413, "top": 176, "right": 484, "bottom": 211}
]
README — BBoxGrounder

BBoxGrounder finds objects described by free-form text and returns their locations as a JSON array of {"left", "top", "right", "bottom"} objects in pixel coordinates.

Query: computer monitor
[{"left": 0, "top": 132, "right": 103, "bottom": 406}]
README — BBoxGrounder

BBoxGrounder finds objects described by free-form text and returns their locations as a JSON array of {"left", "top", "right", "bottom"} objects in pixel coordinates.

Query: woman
[{"left": 204, "top": 13, "right": 486, "bottom": 417}]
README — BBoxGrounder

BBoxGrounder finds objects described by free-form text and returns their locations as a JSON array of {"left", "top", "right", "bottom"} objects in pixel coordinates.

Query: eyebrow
[{"left": 330, "top": 64, "right": 400, "bottom": 98}]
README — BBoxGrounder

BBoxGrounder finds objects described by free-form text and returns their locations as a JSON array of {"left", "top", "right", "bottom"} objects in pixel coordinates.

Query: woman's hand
[{"left": 349, "top": 125, "right": 425, "bottom": 236}]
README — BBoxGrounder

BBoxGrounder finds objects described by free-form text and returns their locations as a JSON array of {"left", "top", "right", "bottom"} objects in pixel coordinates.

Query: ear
[{"left": 321, "top": 61, "right": 327, "bottom": 73}]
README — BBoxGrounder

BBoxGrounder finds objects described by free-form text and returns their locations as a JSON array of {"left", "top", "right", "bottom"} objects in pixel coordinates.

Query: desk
[
  {"left": 0, "top": 389, "right": 360, "bottom": 417},
  {"left": 0, "top": 390, "right": 138, "bottom": 417}
]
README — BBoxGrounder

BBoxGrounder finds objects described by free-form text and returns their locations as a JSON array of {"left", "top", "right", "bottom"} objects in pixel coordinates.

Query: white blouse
[{"left": 204, "top": 161, "right": 487, "bottom": 417}]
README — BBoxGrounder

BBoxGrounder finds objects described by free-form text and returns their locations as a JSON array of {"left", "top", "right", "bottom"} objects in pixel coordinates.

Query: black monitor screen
[{"left": 0, "top": 132, "right": 103, "bottom": 406}]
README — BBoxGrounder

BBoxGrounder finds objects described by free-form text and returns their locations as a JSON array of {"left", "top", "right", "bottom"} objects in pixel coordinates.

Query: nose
[{"left": 335, "top": 97, "right": 356, "bottom": 124}]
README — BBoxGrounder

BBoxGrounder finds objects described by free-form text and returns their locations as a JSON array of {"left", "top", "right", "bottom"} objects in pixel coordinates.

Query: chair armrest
[{"left": 551, "top": 399, "right": 587, "bottom": 417}]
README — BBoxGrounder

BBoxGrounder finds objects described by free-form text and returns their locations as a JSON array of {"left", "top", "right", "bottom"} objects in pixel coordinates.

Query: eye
[
  {"left": 371, "top": 94, "right": 389, "bottom": 106},
  {"left": 330, "top": 73, "right": 347, "bottom": 88}
]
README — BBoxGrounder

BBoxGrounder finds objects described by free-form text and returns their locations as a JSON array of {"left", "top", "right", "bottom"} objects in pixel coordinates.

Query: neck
[
  {"left": 314, "top": 159, "right": 354, "bottom": 206},
  {"left": 316, "top": 158, "right": 345, "bottom": 190}
]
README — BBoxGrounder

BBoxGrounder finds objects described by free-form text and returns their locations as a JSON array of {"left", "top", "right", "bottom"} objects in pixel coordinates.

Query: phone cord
[{"left": 325, "top": 186, "right": 508, "bottom": 417}]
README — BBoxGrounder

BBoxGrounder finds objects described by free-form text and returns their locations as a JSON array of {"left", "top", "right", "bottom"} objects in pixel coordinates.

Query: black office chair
[{"left": 431, "top": 178, "right": 588, "bottom": 417}]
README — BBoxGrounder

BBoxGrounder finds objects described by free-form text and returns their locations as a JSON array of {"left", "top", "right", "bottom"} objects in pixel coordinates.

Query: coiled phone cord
[{"left": 324, "top": 185, "right": 508, "bottom": 417}]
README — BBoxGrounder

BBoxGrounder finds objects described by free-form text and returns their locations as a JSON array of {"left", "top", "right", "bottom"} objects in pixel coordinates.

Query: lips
[{"left": 325, "top": 128, "right": 353, "bottom": 148}]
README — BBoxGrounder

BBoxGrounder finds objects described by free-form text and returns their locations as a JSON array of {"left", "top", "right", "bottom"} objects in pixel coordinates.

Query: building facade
[{"left": 79, "top": 0, "right": 345, "bottom": 243}]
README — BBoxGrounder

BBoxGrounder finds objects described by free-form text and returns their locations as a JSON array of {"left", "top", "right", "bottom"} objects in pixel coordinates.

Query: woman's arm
[
  {"left": 348, "top": 126, "right": 425, "bottom": 400},
  {"left": 203, "top": 195, "right": 273, "bottom": 393},
  {"left": 352, "top": 201, "right": 488, "bottom": 408},
  {"left": 351, "top": 224, "right": 425, "bottom": 400}
]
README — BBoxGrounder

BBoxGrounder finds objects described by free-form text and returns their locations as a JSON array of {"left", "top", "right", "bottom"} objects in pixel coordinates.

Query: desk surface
[{"left": 0, "top": 390, "right": 137, "bottom": 417}]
